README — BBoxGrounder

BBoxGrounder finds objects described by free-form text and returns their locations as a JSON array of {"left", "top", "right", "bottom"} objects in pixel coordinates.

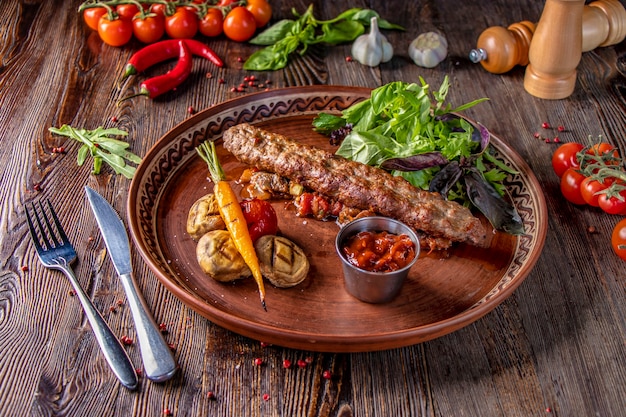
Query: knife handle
[{"left": 119, "top": 273, "right": 178, "bottom": 382}]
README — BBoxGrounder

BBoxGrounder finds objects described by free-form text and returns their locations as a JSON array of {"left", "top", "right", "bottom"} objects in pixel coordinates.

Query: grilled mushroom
[
  {"left": 187, "top": 193, "right": 226, "bottom": 241},
  {"left": 254, "top": 235, "right": 309, "bottom": 288},
  {"left": 196, "top": 230, "right": 251, "bottom": 282}
]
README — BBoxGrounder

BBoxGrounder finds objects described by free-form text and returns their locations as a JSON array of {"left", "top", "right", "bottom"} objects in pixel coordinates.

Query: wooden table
[{"left": 2, "top": 0, "right": 625, "bottom": 415}]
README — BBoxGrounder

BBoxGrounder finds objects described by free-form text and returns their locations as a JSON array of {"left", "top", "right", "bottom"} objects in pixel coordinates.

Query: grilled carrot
[{"left": 197, "top": 141, "right": 267, "bottom": 310}]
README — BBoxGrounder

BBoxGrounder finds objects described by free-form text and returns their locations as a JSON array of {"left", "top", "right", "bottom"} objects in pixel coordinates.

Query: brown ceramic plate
[{"left": 127, "top": 86, "right": 547, "bottom": 353}]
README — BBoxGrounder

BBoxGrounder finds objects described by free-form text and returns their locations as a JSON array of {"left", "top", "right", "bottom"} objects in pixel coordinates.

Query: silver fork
[{"left": 25, "top": 200, "right": 139, "bottom": 390}]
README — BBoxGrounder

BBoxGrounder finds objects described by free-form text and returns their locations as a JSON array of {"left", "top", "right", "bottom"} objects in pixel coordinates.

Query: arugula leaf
[{"left": 48, "top": 125, "right": 141, "bottom": 179}]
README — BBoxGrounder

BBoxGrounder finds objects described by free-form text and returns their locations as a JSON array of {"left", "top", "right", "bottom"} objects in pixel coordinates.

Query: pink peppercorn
[
  {"left": 262, "top": 393, "right": 270, "bottom": 401},
  {"left": 282, "top": 359, "right": 292, "bottom": 369},
  {"left": 254, "top": 358, "right": 263, "bottom": 366}
]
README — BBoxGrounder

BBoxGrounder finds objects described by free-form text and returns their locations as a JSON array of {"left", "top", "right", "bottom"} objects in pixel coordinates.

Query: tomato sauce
[{"left": 342, "top": 231, "right": 416, "bottom": 273}]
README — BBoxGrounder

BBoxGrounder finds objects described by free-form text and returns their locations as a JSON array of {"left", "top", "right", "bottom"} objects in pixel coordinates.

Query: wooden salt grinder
[
  {"left": 524, "top": 0, "right": 585, "bottom": 99},
  {"left": 469, "top": 0, "right": 626, "bottom": 75}
]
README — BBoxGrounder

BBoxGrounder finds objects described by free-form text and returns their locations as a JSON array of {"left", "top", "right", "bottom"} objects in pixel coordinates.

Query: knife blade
[{"left": 85, "top": 186, "right": 178, "bottom": 382}]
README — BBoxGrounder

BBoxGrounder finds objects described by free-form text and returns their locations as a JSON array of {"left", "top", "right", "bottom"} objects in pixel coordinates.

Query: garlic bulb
[
  {"left": 351, "top": 16, "right": 394, "bottom": 67},
  {"left": 408, "top": 32, "right": 448, "bottom": 68}
]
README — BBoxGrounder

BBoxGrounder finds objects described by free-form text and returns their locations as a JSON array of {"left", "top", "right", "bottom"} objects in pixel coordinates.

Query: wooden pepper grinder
[
  {"left": 470, "top": 0, "right": 626, "bottom": 75},
  {"left": 524, "top": 0, "right": 585, "bottom": 99},
  {"left": 469, "top": 21, "right": 536, "bottom": 74}
]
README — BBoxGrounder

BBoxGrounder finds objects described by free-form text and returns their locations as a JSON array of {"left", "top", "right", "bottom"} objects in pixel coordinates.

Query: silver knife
[{"left": 85, "top": 186, "right": 178, "bottom": 382}]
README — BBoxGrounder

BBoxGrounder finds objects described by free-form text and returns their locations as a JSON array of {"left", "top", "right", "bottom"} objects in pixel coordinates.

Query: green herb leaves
[
  {"left": 49, "top": 125, "right": 141, "bottom": 179},
  {"left": 243, "top": 5, "right": 403, "bottom": 71}
]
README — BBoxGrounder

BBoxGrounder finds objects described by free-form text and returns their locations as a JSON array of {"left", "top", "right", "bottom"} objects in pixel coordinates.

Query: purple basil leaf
[
  {"left": 428, "top": 161, "right": 463, "bottom": 197},
  {"left": 381, "top": 152, "right": 448, "bottom": 171},
  {"left": 464, "top": 169, "right": 524, "bottom": 235}
]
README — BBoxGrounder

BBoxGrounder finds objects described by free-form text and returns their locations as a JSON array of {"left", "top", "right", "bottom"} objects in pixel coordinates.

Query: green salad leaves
[{"left": 312, "top": 77, "right": 525, "bottom": 234}]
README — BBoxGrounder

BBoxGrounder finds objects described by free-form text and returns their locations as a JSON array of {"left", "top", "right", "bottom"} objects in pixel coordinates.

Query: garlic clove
[
  {"left": 351, "top": 16, "right": 394, "bottom": 67},
  {"left": 409, "top": 32, "right": 448, "bottom": 68}
]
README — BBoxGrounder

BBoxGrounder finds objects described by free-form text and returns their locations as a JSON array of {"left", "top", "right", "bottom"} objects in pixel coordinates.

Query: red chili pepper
[
  {"left": 123, "top": 39, "right": 223, "bottom": 79},
  {"left": 119, "top": 40, "right": 193, "bottom": 102}
]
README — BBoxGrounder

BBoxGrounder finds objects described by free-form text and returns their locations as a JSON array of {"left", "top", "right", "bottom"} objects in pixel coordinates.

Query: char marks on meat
[{"left": 222, "top": 123, "right": 489, "bottom": 249}]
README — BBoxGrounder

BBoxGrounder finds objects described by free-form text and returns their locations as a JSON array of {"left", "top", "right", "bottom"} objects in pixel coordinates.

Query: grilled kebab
[{"left": 222, "top": 123, "right": 489, "bottom": 250}]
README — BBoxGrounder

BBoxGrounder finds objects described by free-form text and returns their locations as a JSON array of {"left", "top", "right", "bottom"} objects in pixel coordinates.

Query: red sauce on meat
[{"left": 342, "top": 231, "right": 416, "bottom": 273}]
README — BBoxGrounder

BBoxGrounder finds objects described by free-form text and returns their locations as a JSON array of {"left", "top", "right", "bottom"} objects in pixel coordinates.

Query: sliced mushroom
[
  {"left": 187, "top": 193, "right": 226, "bottom": 241},
  {"left": 196, "top": 230, "right": 251, "bottom": 282},
  {"left": 254, "top": 235, "right": 309, "bottom": 288}
]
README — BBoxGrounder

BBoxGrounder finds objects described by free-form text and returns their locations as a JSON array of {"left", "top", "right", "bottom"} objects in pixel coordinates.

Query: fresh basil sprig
[
  {"left": 48, "top": 125, "right": 142, "bottom": 179},
  {"left": 244, "top": 5, "right": 404, "bottom": 71}
]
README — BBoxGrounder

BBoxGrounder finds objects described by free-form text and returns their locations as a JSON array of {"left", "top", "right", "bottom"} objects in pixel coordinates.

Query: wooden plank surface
[{"left": 1, "top": 0, "right": 625, "bottom": 416}]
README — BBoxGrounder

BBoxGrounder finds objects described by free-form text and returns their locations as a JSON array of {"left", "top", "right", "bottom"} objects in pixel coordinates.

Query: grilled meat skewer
[{"left": 222, "top": 123, "right": 489, "bottom": 249}]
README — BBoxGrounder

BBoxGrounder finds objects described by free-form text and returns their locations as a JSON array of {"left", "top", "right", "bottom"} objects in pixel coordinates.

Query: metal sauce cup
[{"left": 335, "top": 217, "right": 420, "bottom": 303}]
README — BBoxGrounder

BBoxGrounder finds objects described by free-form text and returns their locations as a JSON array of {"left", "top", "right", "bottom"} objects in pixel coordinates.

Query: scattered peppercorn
[
  {"left": 33, "top": 183, "right": 42, "bottom": 192},
  {"left": 262, "top": 393, "right": 270, "bottom": 401},
  {"left": 587, "top": 225, "right": 597, "bottom": 234},
  {"left": 322, "top": 370, "right": 332, "bottom": 379},
  {"left": 296, "top": 359, "right": 307, "bottom": 368},
  {"left": 207, "top": 391, "right": 216, "bottom": 400},
  {"left": 254, "top": 358, "right": 263, "bottom": 366},
  {"left": 116, "top": 299, "right": 124, "bottom": 306},
  {"left": 188, "top": 106, "right": 195, "bottom": 114},
  {"left": 21, "top": 265, "right": 28, "bottom": 272},
  {"left": 282, "top": 359, "right": 292, "bottom": 369},
  {"left": 534, "top": 132, "right": 541, "bottom": 138},
  {"left": 237, "top": 57, "right": 244, "bottom": 63},
  {"left": 260, "top": 341, "right": 270, "bottom": 347},
  {"left": 136, "top": 368, "right": 143, "bottom": 376},
  {"left": 68, "top": 289, "right": 76, "bottom": 296},
  {"left": 163, "top": 408, "right": 173, "bottom": 416},
  {"left": 553, "top": 137, "right": 561, "bottom": 143},
  {"left": 159, "top": 322, "right": 168, "bottom": 333},
  {"left": 345, "top": 56, "right": 353, "bottom": 62},
  {"left": 545, "top": 407, "right": 552, "bottom": 413},
  {"left": 109, "top": 305, "right": 117, "bottom": 313},
  {"left": 206, "top": 72, "right": 213, "bottom": 78},
  {"left": 557, "top": 125, "right": 565, "bottom": 132},
  {"left": 110, "top": 116, "right": 118, "bottom": 123},
  {"left": 542, "top": 122, "right": 550, "bottom": 129},
  {"left": 121, "top": 335, "right": 134, "bottom": 345},
  {"left": 168, "top": 343, "right": 176, "bottom": 351}
]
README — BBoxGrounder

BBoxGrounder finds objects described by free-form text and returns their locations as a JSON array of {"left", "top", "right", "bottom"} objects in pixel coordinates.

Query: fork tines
[{"left": 25, "top": 200, "right": 69, "bottom": 252}]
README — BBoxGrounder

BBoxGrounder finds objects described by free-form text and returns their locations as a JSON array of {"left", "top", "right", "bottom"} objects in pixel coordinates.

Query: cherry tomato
[
  {"left": 83, "top": 7, "right": 107, "bottom": 31},
  {"left": 223, "top": 7, "right": 257, "bottom": 42},
  {"left": 587, "top": 142, "right": 621, "bottom": 168},
  {"left": 165, "top": 7, "right": 198, "bottom": 39},
  {"left": 132, "top": 13, "right": 165, "bottom": 44},
  {"left": 552, "top": 142, "right": 584, "bottom": 178},
  {"left": 240, "top": 198, "right": 278, "bottom": 243},
  {"left": 598, "top": 189, "right": 626, "bottom": 215},
  {"left": 98, "top": 15, "right": 133, "bottom": 47},
  {"left": 199, "top": 8, "right": 223, "bottom": 37},
  {"left": 151, "top": 3, "right": 168, "bottom": 17},
  {"left": 560, "top": 168, "right": 587, "bottom": 205},
  {"left": 116, "top": 4, "right": 140, "bottom": 21},
  {"left": 611, "top": 218, "right": 626, "bottom": 261},
  {"left": 580, "top": 177, "right": 610, "bottom": 207},
  {"left": 246, "top": 0, "right": 272, "bottom": 28}
]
